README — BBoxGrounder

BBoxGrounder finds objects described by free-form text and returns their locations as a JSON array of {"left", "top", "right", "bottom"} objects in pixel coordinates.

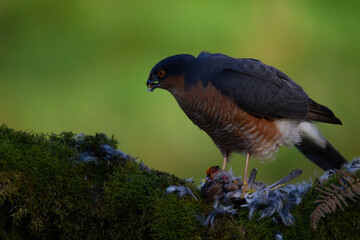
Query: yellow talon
[
  {"left": 240, "top": 181, "right": 249, "bottom": 198},
  {"left": 247, "top": 189, "right": 256, "bottom": 194},
  {"left": 271, "top": 184, "right": 284, "bottom": 191}
]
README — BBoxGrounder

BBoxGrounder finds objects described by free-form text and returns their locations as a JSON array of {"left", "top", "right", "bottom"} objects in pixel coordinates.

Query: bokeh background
[{"left": 1, "top": 1, "right": 359, "bottom": 184}]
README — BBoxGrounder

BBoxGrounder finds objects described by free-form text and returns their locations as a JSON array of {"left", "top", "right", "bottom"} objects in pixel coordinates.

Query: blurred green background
[{"left": 0, "top": 1, "right": 359, "bottom": 184}]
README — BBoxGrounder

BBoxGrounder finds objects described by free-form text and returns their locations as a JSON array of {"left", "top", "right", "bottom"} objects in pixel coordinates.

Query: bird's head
[{"left": 147, "top": 54, "right": 197, "bottom": 92}]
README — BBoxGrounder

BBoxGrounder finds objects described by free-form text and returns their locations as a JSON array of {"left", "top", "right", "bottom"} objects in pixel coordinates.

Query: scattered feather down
[
  {"left": 317, "top": 169, "right": 336, "bottom": 184},
  {"left": 273, "top": 230, "right": 283, "bottom": 240},
  {"left": 195, "top": 201, "right": 236, "bottom": 228},
  {"left": 74, "top": 134, "right": 132, "bottom": 163},
  {"left": 344, "top": 158, "right": 360, "bottom": 173},
  {"left": 242, "top": 181, "right": 311, "bottom": 225},
  {"left": 73, "top": 133, "right": 151, "bottom": 172},
  {"left": 101, "top": 144, "right": 131, "bottom": 160},
  {"left": 166, "top": 185, "right": 198, "bottom": 200},
  {"left": 78, "top": 152, "right": 98, "bottom": 162}
]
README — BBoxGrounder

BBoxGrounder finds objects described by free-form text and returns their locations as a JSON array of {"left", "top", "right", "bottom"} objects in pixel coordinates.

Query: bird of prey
[{"left": 147, "top": 52, "right": 347, "bottom": 192}]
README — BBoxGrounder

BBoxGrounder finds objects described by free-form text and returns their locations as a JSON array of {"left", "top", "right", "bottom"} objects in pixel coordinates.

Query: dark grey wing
[{"left": 207, "top": 58, "right": 310, "bottom": 120}]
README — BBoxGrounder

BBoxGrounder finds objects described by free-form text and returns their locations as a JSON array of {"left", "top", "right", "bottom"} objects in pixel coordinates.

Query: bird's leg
[
  {"left": 222, "top": 156, "right": 228, "bottom": 170},
  {"left": 241, "top": 153, "right": 251, "bottom": 197}
]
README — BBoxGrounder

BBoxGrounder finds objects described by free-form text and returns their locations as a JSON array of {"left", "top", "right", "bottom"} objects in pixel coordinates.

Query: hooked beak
[{"left": 147, "top": 78, "right": 160, "bottom": 92}]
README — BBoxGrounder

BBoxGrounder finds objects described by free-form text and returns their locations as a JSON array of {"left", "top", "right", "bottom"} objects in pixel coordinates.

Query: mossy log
[{"left": 0, "top": 125, "right": 359, "bottom": 240}]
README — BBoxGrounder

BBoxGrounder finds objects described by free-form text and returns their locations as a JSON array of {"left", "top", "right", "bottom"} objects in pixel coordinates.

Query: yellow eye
[{"left": 156, "top": 70, "right": 166, "bottom": 78}]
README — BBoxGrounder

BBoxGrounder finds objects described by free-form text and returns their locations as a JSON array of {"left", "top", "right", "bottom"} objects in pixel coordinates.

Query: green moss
[
  {"left": 0, "top": 124, "right": 359, "bottom": 239},
  {"left": 150, "top": 194, "right": 208, "bottom": 240}
]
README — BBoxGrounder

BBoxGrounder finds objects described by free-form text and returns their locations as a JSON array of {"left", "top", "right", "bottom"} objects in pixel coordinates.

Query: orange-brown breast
[{"left": 168, "top": 78, "right": 283, "bottom": 159}]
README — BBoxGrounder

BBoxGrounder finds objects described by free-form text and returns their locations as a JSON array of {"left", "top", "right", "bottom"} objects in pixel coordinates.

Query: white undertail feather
[{"left": 275, "top": 120, "right": 327, "bottom": 149}]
